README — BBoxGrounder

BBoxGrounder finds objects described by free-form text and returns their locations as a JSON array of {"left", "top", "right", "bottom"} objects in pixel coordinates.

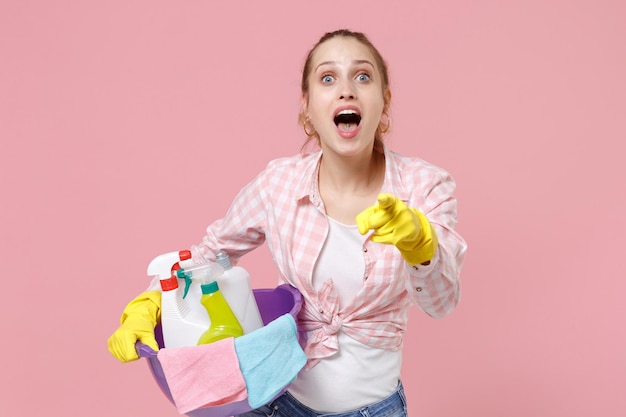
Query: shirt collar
[
  {"left": 294, "top": 145, "right": 410, "bottom": 203},
  {"left": 380, "top": 145, "right": 410, "bottom": 202},
  {"left": 294, "top": 150, "right": 322, "bottom": 202}
]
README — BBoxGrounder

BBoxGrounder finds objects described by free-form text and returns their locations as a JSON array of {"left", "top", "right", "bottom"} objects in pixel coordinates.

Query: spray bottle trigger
[
  {"left": 183, "top": 275, "right": 193, "bottom": 299},
  {"left": 176, "top": 269, "right": 193, "bottom": 299}
]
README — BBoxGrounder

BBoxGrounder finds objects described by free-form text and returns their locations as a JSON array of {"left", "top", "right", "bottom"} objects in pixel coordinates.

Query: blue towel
[{"left": 234, "top": 313, "right": 307, "bottom": 409}]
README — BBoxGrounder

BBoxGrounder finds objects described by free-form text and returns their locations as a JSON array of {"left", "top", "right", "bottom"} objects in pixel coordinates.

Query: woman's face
[{"left": 303, "top": 36, "right": 389, "bottom": 158}]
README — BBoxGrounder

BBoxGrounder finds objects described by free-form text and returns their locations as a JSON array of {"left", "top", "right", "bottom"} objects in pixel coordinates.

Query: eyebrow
[{"left": 315, "top": 59, "right": 375, "bottom": 72}]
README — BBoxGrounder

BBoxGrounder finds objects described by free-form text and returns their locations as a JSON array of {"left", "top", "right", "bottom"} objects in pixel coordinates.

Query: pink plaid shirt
[{"left": 191, "top": 146, "right": 467, "bottom": 367}]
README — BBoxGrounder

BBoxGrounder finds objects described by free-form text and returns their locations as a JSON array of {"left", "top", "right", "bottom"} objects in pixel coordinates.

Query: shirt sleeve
[
  {"left": 405, "top": 168, "right": 467, "bottom": 318},
  {"left": 190, "top": 169, "right": 269, "bottom": 264}
]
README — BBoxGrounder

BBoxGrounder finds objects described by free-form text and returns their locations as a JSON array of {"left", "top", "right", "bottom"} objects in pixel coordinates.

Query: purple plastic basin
[{"left": 137, "top": 284, "right": 302, "bottom": 417}]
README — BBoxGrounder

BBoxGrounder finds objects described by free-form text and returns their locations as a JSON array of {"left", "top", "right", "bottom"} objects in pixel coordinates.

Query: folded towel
[
  {"left": 157, "top": 338, "right": 247, "bottom": 414},
  {"left": 234, "top": 313, "right": 307, "bottom": 409}
]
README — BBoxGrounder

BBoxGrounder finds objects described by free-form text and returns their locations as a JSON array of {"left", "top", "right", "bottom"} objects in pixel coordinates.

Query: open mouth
[{"left": 333, "top": 109, "right": 362, "bottom": 132}]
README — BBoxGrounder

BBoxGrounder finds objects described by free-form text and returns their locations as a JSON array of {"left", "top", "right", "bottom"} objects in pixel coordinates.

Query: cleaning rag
[
  {"left": 234, "top": 313, "right": 307, "bottom": 409},
  {"left": 157, "top": 337, "right": 247, "bottom": 414}
]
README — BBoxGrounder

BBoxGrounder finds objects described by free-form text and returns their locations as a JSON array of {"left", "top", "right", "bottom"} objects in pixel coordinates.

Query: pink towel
[{"left": 157, "top": 338, "right": 247, "bottom": 414}]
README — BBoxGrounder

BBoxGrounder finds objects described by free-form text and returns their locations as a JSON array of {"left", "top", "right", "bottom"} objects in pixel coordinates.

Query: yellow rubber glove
[
  {"left": 107, "top": 290, "right": 161, "bottom": 362},
  {"left": 356, "top": 194, "right": 439, "bottom": 265}
]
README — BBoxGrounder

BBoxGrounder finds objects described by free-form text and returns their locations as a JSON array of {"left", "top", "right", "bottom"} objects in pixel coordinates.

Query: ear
[
  {"left": 301, "top": 93, "right": 309, "bottom": 115},
  {"left": 383, "top": 89, "right": 392, "bottom": 112}
]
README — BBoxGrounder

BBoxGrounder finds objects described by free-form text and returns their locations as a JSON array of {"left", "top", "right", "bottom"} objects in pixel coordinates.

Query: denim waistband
[{"left": 268, "top": 381, "right": 407, "bottom": 417}]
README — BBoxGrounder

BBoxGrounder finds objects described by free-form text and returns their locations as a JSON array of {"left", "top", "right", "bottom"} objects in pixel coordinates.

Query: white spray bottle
[
  {"left": 214, "top": 251, "right": 264, "bottom": 333},
  {"left": 147, "top": 250, "right": 211, "bottom": 348}
]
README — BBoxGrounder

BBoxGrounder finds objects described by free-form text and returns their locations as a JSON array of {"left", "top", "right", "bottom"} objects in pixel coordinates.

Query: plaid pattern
[{"left": 191, "top": 146, "right": 467, "bottom": 367}]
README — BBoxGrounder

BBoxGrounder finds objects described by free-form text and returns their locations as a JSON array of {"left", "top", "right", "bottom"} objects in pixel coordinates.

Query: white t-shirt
[{"left": 288, "top": 217, "right": 402, "bottom": 412}]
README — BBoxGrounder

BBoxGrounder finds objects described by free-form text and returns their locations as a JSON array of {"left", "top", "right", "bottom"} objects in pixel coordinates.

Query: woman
[{"left": 108, "top": 29, "right": 467, "bottom": 416}]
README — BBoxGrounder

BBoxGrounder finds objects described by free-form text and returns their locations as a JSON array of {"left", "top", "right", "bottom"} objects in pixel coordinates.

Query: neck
[{"left": 319, "top": 148, "right": 385, "bottom": 195}]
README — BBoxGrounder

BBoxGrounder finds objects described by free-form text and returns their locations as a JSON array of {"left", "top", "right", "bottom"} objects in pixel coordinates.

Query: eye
[
  {"left": 321, "top": 74, "right": 335, "bottom": 84},
  {"left": 356, "top": 73, "right": 370, "bottom": 82}
]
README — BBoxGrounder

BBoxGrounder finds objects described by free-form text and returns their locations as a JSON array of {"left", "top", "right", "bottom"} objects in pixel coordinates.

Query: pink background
[{"left": 1, "top": 1, "right": 625, "bottom": 416}]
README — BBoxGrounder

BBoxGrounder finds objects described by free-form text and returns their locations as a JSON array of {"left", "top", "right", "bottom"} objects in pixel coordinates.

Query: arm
[
  {"left": 190, "top": 170, "right": 269, "bottom": 264},
  {"left": 110, "top": 171, "right": 271, "bottom": 362},
  {"left": 356, "top": 169, "right": 467, "bottom": 318},
  {"left": 406, "top": 170, "right": 467, "bottom": 318}
]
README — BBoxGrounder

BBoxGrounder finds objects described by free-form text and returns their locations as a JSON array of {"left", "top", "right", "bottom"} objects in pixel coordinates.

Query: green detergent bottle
[{"left": 197, "top": 281, "right": 244, "bottom": 345}]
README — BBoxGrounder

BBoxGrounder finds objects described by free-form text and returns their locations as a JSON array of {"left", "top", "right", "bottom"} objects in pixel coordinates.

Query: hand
[
  {"left": 107, "top": 291, "right": 161, "bottom": 362},
  {"left": 356, "top": 194, "right": 438, "bottom": 265}
]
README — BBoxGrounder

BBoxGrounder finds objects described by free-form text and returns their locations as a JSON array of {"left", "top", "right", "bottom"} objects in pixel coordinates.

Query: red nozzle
[
  {"left": 171, "top": 250, "right": 193, "bottom": 273},
  {"left": 160, "top": 276, "right": 179, "bottom": 291}
]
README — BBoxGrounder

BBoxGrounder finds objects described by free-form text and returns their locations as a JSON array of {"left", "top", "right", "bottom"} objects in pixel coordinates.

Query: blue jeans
[{"left": 237, "top": 381, "right": 408, "bottom": 417}]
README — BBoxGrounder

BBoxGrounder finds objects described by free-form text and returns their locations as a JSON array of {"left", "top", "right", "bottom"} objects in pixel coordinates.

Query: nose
[{"left": 339, "top": 81, "right": 356, "bottom": 100}]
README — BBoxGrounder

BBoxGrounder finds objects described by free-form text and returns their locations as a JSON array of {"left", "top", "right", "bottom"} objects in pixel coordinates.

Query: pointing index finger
[{"left": 377, "top": 194, "right": 396, "bottom": 210}]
